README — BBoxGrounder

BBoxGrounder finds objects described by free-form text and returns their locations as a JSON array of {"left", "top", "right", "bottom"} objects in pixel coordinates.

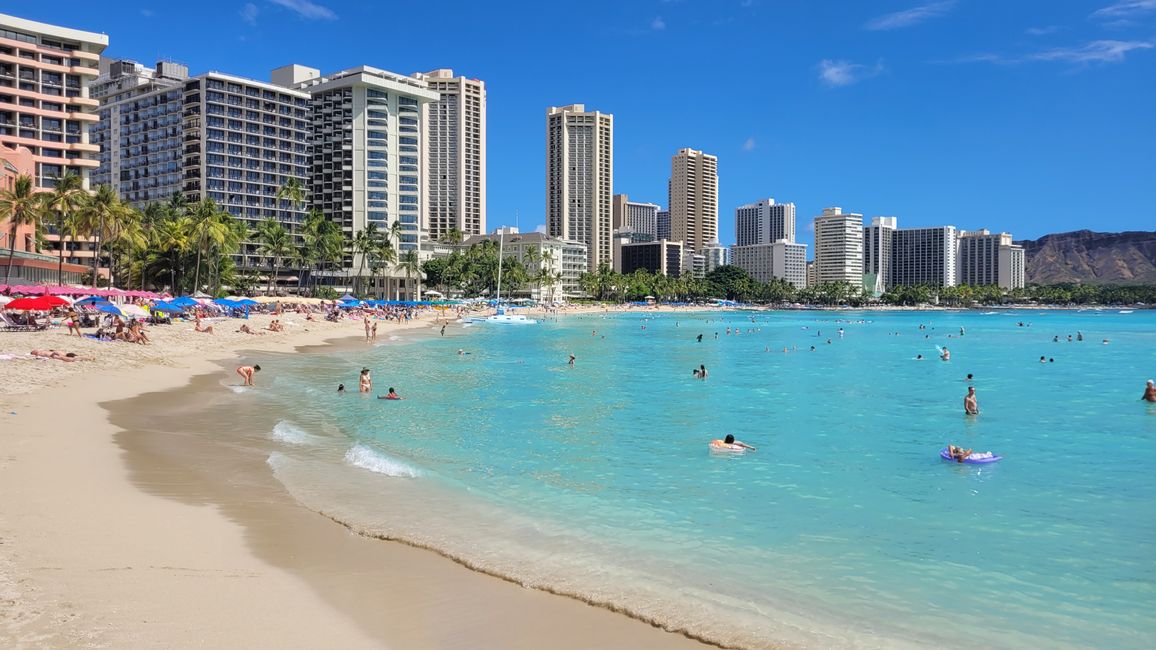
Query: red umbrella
[
  {"left": 40, "top": 294, "right": 70, "bottom": 306},
  {"left": 4, "top": 296, "right": 58, "bottom": 311}
]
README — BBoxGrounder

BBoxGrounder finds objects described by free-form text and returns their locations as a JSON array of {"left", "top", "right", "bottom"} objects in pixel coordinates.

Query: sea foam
[
  {"left": 270, "top": 420, "right": 325, "bottom": 446},
  {"left": 344, "top": 443, "right": 420, "bottom": 478}
]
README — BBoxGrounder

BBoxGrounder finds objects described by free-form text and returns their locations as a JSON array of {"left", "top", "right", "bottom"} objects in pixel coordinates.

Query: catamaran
[{"left": 470, "top": 229, "right": 537, "bottom": 325}]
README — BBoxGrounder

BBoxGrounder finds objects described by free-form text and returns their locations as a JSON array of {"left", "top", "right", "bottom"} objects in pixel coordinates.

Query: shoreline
[{"left": 0, "top": 311, "right": 713, "bottom": 649}]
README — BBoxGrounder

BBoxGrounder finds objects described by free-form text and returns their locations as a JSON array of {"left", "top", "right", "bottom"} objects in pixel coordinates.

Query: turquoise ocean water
[{"left": 254, "top": 310, "right": 1156, "bottom": 649}]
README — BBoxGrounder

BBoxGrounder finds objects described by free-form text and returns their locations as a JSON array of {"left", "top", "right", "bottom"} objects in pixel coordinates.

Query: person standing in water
[
  {"left": 693, "top": 364, "right": 708, "bottom": 379},
  {"left": 964, "top": 386, "right": 979, "bottom": 415},
  {"left": 569, "top": 354, "right": 576, "bottom": 366},
  {"left": 359, "top": 367, "right": 372, "bottom": 393},
  {"left": 1143, "top": 380, "right": 1156, "bottom": 403},
  {"left": 940, "top": 346, "right": 951, "bottom": 361},
  {"left": 236, "top": 364, "right": 260, "bottom": 386}
]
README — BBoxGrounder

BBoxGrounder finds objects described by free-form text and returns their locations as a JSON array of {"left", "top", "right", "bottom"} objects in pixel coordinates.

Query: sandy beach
[{"left": 0, "top": 310, "right": 711, "bottom": 649}]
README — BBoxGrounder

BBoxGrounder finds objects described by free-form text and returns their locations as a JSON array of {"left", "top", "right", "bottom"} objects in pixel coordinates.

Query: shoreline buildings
[
  {"left": 813, "top": 207, "right": 865, "bottom": 288},
  {"left": 730, "top": 198, "right": 806, "bottom": 287},
  {"left": 546, "top": 104, "right": 613, "bottom": 273},
  {"left": 958, "top": 229, "right": 1025, "bottom": 290},
  {"left": 611, "top": 193, "right": 658, "bottom": 240}
]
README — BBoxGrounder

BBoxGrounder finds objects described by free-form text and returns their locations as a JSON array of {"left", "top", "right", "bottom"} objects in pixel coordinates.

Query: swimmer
[
  {"left": 1143, "top": 380, "right": 1156, "bottom": 403},
  {"left": 337, "top": 383, "right": 346, "bottom": 394},
  {"left": 378, "top": 387, "right": 403, "bottom": 400},
  {"left": 569, "top": 354, "right": 576, "bottom": 366},
  {"left": 915, "top": 354, "right": 923, "bottom": 360},
  {"left": 1077, "top": 331, "right": 1084, "bottom": 341},
  {"left": 1049, "top": 358, "right": 1054, "bottom": 363},
  {"left": 1039, "top": 356, "right": 1046, "bottom": 363},
  {"left": 947, "top": 444, "right": 974, "bottom": 463},
  {"left": 692, "top": 364, "right": 708, "bottom": 379},
  {"left": 236, "top": 364, "right": 260, "bottom": 386},
  {"left": 965, "top": 373, "right": 973, "bottom": 381},
  {"left": 959, "top": 327, "right": 965, "bottom": 336},
  {"left": 810, "top": 346, "right": 816, "bottom": 352},
  {"left": 713, "top": 434, "right": 756, "bottom": 451},
  {"left": 964, "top": 386, "right": 979, "bottom": 415},
  {"left": 940, "top": 347, "right": 950, "bottom": 362}
]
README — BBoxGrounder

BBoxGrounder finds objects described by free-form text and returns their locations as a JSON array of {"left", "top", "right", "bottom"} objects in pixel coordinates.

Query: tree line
[{"left": 0, "top": 174, "right": 425, "bottom": 298}]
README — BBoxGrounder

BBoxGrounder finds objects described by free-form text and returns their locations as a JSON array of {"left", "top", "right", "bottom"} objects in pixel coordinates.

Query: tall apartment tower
[
  {"left": 813, "top": 207, "right": 864, "bottom": 288},
  {"left": 735, "top": 198, "right": 795, "bottom": 246},
  {"left": 546, "top": 104, "right": 613, "bottom": 272},
  {"left": 958, "top": 229, "right": 1025, "bottom": 289},
  {"left": 412, "top": 69, "right": 485, "bottom": 240},
  {"left": 612, "top": 193, "right": 659, "bottom": 238},
  {"left": 275, "top": 64, "right": 440, "bottom": 268},
  {"left": 669, "top": 148, "right": 718, "bottom": 253},
  {"left": 863, "top": 216, "right": 896, "bottom": 294},
  {"left": 91, "top": 60, "right": 189, "bottom": 207},
  {"left": 0, "top": 13, "right": 107, "bottom": 190}
]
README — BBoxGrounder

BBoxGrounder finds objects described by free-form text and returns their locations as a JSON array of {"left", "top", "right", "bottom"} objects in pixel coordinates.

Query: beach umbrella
[
  {"left": 0, "top": 295, "right": 11, "bottom": 306},
  {"left": 150, "top": 301, "right": 184, "bottom": 314},
  {"left": 36, "top": 294, "right": 70, "bottom": 307},
  {"left": 170, "top": 296, "right": 199, "bottom": 307},
  {"left": 95, "top": 303, "right": 123, "bottom": 316},
  {"left": 235, "top": 298, "right": 259, "bottom": 306},
  {"left": 3, "top": 296, "right": 57, "bottom": 311},
  {"left": 339, "top": 293, "right": 357, "bottom": 302},
  {"left": 74, "top": 296, "right": 112, "bottom": 307},
  {"left": 119, "top": 304, "right": 148, "bottom": 319}
]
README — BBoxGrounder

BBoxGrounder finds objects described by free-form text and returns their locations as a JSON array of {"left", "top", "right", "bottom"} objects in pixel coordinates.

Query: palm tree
[
  {"left": 42, "top": 173, "right": 86, "bottom": 285},
  {"left": 370, "top": 234, "right": 397, "bottom": 299},
  {"left": 441, "top": 227, "right": 464, "bottom": 246},
  {"left": 276, "top": 178, "right": 306, "bottom": 211},
  {"left": 351, "top": 223, "right": 380, "bottom": 296},
  {"left": 0, "top": 174, "right": 43, "bottom": 286},
  {"left": 398, "top": 250, "right": 422, "bottom": 300},
  {"left": 187, "top": 198, "right": 234, "bottom": 294},
  {"left": 79, "top": 185, "right": 132, "bottom": 288},
  {"left": 153, "top": 215, "right": 193, "bottom": 292},
  {"left": 254, "top": 217, "right": 292, "bottom": 295},
  {"left": 105, "top": 206, "right": 145, "bottom": 289}
]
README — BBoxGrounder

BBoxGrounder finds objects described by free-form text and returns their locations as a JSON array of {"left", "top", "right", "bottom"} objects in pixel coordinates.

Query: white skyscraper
[
  {"left": 413, "top": 69, "right": 486, "bottom": 239},
  {"left": 546, "top": 104, "right": 614, "bottom": 272},
  {"left": 735, "top": 198, "right": 796, "bottom": 246},
  {"left": 863, "top": 216, "right": 896, "bottom": 295},
  {"left": 813, "top": 207, "right": 864, "bottom": 288},
  {"left": 731, "top": 240, "right": 807, "bottom": 288}
]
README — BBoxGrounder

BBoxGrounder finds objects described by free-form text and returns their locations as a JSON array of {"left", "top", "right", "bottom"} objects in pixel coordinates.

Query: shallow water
[{"left": 254, "top": 310, "right": 1156, "bottom": 649}]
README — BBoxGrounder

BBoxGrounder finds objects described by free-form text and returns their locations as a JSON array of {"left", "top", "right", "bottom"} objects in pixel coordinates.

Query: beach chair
[{"left": 0, "top": 312, "right": 49, "bottom": 332}]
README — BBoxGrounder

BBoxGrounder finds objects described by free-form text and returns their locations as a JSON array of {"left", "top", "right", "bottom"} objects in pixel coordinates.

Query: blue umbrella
[
  {"left": 74, "top": 296, "right": 112, "bottom": 307},
  {"left": 339, "top": 294, "right": 357, "bottom": 302},
  {"left": 150, "top": 301, "right": 184, "bottom": 314},
  {"left": 170, "top": 296, "right": 199, "bottom": 307},
  {"left": 95, "top": 303, "right": 123, "bottom": 316},
  {"left": 213, "top": 298, "right": 238, "bottom": 307},
  {"left": 235, "top": 298, "right": 259, "bottom": 306}
]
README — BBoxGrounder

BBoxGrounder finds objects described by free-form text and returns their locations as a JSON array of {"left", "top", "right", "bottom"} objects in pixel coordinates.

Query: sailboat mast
[{"left": 496, "top": 229, "right": 504, "bottom": 304}]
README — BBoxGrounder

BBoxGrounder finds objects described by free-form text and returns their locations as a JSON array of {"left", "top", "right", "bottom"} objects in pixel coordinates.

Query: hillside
[{"left": 1015, "top": 230, "right": 1156, "bottom": 285}]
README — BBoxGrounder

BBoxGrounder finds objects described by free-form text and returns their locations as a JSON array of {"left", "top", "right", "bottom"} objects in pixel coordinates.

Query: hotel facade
[
  {"left": 812, "top": 207, "right": 864, "bottom": 288},
  {"left": 669, "top": 148, "right": 717, "bottom": 254},
  {"left": 412, "top": 69, "right": 485, "bottom": 241},
  {"left": 546, "top": 104, "right": 613, "bottom": 272},
  {"left": 735, "top": 198, "right": 795, "bottom": 247}
]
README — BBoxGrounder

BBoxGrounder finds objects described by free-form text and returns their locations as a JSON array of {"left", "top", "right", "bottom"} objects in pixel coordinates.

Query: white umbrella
[
  {"left": 424, "top": 289, "right": 444, "bottom": 296},
  {"left": 0, "top": 295, "right": 12, "bottom": 306},
  {"left": 121, "top": 304, "right": 149, "bottom": 319}
]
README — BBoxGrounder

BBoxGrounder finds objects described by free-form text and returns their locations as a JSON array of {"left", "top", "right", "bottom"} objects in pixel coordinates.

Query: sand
[{"left": 0, "top": 311, "right": 712, "bottom": 649}]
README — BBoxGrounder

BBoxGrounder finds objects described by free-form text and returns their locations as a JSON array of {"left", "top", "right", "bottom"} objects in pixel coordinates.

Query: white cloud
[
  {"left": 1027, "top": 39, "right": 1153, "bottom": 64},
  {"left": 534, "top": 224, "right": 547, "bottom": 234},
  {"left": 742, "top": 137, "right": 756, "bottom": 151},
  {"left": 651, "top": 16, "right": 667, "bottom": 31},
  {"left": 949, "top": 39, "right": 1153, "bottom": 65},
  {"left": 817, "top": 59, "right": 884, "bottom": 87},
  {"left": 240, "top": 3, "right": 259, "bottom": 25},
  {"left": 268, "top": 0, "right": 337, "bottom": 21},
  {"left": 1091, "top": 0, "right": 1156, "bottom": 18},
  {"left": 865, "top": 0, "right": 955, "bottom": 31},
  {"left": 1026, "top": 26, "right": 1059, "bottom": 36}
]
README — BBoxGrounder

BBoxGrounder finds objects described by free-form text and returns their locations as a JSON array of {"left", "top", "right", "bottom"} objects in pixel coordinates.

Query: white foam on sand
[
  {"left": 344, "top": 443, "right": 420, "bottom": 478},
  {"left": 270, "top": 420, "right": 327, "bottom": 446}
]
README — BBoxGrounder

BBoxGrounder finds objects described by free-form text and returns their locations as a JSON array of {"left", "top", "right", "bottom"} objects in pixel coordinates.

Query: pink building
[{"left": 0, "top": 141, "right": 36, "bottom": 252}]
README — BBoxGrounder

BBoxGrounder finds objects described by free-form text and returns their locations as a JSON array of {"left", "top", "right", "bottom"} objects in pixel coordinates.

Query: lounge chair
[{"left": 0, "top": 312, "right": 49, "bottom": 332}]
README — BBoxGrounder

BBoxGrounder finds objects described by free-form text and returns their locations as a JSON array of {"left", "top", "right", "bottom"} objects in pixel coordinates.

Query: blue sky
[{"left": 18, "top": 0, "right": 1156, "bottom": 250}]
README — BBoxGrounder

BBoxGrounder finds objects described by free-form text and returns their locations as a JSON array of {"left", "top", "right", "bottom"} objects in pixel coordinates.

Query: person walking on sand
[
  {"left": 236, "top": 364, "right": 260, "bottom": 386},
  {"left": 1142, "top": 380, "right": 1156, "bottom": 403},
  {"left": 964, "top": 386, "right": 979, "bottom": 415},
  {"left": 359, "top": 367, "right": 372, "bottom": 393},
  {"left": 364, "top": 318, "right": 372, "bottom": 341}
]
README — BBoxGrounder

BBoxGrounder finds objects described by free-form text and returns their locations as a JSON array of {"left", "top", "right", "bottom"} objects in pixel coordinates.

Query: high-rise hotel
[
  {"left": 669, "top": 148, "right": 717, "bottom": 254},
  {"left": 0, "top": 13, "right": 105, "bottom": 189},
  {"left": 412, "top": 69, "right": 485, "bottom": 240},
  {"left": 93, "top": 60, "right": 313, "bottom": 270},
  {"left": 731, "top": 198, "right": 806, "bottom": 288},
  {"left": 546, "top": 104, "right": 613, "bottom": 272},
  {"left": 274, "top": 64, "right": 440, "bottom": 264},
  {"left": 813, "top": 207, "right": 864, "bottom": 288},
  {"left": 0, "top": 13, "right": 105, "bottom": 281}
]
